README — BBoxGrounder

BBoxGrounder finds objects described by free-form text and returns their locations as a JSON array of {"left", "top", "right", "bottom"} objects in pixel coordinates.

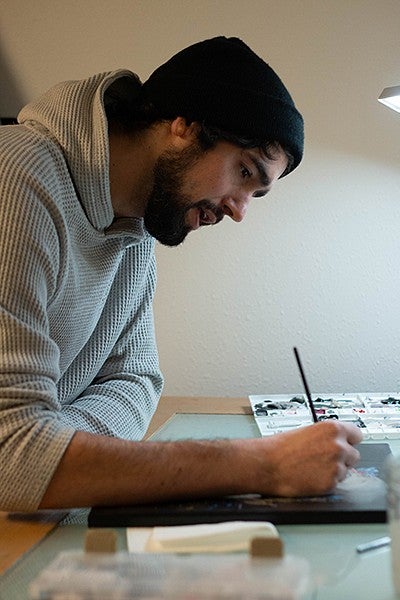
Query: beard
[{"left": 144, "top": 144, "right": 224, "bottom": 247}]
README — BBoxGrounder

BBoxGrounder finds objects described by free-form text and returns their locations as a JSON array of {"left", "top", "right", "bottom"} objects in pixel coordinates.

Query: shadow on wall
[{"left": 0, "top": 45, "right": 25, "bottom": 119}]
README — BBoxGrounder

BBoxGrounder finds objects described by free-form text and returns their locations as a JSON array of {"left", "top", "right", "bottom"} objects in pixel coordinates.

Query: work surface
[{"left": 0, "top": 396, "right": 399, "bottom": 599}]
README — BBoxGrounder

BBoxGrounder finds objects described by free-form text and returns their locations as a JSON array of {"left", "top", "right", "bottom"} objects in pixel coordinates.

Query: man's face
[{"left": 144, "top": 139, "right": 288, "bottom": 247}]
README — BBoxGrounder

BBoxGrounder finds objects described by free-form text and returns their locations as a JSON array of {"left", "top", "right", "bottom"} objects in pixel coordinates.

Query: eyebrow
[{"left": 247, "top": 154, "right": 271, "bottom": 189}]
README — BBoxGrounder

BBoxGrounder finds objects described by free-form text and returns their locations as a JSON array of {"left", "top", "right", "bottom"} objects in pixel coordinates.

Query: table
[{"left": 0, "top": 396, "right": 399, "bottom": 599}]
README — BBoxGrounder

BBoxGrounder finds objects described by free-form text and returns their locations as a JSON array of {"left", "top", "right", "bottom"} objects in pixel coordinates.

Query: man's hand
[{"left": 250, "top": 420, "right": 363, "bottom": 497}]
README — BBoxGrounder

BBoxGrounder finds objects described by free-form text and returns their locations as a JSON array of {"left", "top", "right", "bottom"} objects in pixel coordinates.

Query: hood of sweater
[{"left": 18, "top": 69, "right": 139, "bottom": 233}]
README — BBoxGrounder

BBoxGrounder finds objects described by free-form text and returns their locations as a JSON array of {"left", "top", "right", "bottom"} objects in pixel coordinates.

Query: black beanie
[{"left": 142, "top": 36, "right": 304, "bottom": 174}]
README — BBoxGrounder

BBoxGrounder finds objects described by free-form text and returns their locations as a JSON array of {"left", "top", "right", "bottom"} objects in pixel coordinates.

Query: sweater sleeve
[
  {"left": 0, "top": 129, "right": 76, "bottom": 511},
  {"left": 59, "top": 252, "right": 164, "bottom": 440}
]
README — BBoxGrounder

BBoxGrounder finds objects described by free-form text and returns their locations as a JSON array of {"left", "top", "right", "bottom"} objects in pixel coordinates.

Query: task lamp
[{"left": 378, "top": 85, "right": 400, "bottom": 113}]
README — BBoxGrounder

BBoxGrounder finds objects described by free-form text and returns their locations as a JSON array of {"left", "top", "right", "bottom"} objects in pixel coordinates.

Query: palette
[{"left": 249, "top": 393, "right": 400, "bottom": 439}]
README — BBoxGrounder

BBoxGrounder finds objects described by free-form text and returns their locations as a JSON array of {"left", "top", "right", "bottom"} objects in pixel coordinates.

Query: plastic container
[
  {"left": 386, "top": 454, "right": 400, "bottom": 595},
  {"left": 29, "top": 550, "right": 310, "bottom": 599}
]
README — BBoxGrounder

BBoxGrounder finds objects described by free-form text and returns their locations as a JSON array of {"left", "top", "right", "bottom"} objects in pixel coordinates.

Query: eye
[{"left": 240, "top": 164, "right": 251, "bottom": 179}]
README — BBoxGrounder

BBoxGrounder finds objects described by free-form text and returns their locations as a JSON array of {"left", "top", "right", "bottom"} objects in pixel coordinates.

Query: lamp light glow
[{"left": 378, "top": 85, "right": 400, "bottom": 113}]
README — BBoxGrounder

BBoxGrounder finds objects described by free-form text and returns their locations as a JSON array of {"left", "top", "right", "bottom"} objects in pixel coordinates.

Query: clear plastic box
[{"left": 29, "top": 550, "right": 310, "bottom": 599}]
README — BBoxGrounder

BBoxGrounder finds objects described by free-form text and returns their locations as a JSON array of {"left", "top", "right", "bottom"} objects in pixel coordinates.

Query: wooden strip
[{"left": 0, "top": 511, "right": 65, "bottom": 575}]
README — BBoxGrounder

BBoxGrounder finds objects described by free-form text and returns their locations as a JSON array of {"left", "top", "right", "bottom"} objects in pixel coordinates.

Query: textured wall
[{"left": 1, "top": 0, "right": 400, "bottom": 396}]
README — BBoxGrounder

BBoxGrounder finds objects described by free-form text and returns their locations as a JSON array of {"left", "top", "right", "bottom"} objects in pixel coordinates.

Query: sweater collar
[{"left": 18, "top": 70, "right": 139, "bottom": 234}]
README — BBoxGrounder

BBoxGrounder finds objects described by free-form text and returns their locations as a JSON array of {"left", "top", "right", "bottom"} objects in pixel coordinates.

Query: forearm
[
  {"left": 39, "top": 420, "right": 363, "bottom": 509},
  {"left": 39, "top": 431, "right": 261, "bottom": 509}
]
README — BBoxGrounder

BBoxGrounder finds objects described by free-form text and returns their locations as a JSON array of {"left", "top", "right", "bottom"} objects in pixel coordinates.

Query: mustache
[{"left": 188, "top": 199, "right": 225, "bottom": 225}]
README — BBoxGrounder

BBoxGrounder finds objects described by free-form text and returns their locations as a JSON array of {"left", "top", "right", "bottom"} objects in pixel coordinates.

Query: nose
[{"left": 221, "top": 195, "right": 250, "bottom": 222}]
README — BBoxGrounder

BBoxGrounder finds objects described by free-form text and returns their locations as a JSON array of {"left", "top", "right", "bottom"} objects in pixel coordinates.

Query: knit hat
[{"left": 142, "top": 36, "right": 304, "bottom": 174}]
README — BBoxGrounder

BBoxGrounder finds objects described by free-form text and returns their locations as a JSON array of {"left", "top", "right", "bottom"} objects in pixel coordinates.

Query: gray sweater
[{"left": 0, "top": 70, "right": 163, "bottom": 511}]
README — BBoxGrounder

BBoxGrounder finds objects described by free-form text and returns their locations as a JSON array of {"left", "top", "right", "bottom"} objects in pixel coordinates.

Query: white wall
[{"left": 1, "top": 0, "right": 400, "bottom": 396}]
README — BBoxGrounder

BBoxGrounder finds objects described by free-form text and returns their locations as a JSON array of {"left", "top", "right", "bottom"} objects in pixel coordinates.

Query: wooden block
[
  {"left": 84, "top": 529, "right": 117, "bottom": 553},
  {"left": 0, "top": 511, "right": 65, "bottom": 575},
  {"left": 250, "top": 536, "right": 284, "bottom": 558}
]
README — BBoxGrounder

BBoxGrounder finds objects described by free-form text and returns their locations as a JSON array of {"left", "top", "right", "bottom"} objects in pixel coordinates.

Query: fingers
[
  {"left": 339, "top": 421, "right": 364, "bottom": 446},
  {"left": 327, "top": 421, "right": 362, "bottom": 468},
  {"left": 310, "top": 421, "right": 362, "bottom": 486},
  {"left": 318, "top": 420, "right": 362, "bottom": 470},
  {"left": 343, "top": 442, "right": 361, "bottom": 469},
  {"left": 336, "top": 461, "right": 349, "bottom": 484}
]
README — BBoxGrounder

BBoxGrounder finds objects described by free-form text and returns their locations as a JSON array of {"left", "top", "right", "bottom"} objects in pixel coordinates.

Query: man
[{"left": 0, "top": 37, "right": 362, "bottom": 512}]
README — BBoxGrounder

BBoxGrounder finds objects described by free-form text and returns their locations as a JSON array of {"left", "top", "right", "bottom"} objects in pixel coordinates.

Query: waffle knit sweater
[{"left": 0, "top": 70, "right": 164, "bottom": 511}]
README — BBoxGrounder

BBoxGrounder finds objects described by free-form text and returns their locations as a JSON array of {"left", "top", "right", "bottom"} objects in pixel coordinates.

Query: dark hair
[
  {"left": 196, "top": 123, "right": 294, "bottom": 177},
  {"left": 105, "top": 75, "right": 294, "bottom": 175},
  {"left": 104, "top": 75, "right": 184, "bottom": 136}
]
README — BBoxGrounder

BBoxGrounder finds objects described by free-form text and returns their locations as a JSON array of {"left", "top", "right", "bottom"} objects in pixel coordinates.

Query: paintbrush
[{"left": 293, "top": 347, "right": 318, "bottom": 423}]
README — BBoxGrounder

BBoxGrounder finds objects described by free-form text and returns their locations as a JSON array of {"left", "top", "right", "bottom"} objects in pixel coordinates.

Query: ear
[{"left": 169, "top": 117, "right": 200, "bottom": 147}]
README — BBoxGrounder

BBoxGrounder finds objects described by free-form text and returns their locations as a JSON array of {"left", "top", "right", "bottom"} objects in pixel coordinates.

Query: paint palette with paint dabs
[{"left": 249, "top": 393, "right": 400, "bottom": 439}]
